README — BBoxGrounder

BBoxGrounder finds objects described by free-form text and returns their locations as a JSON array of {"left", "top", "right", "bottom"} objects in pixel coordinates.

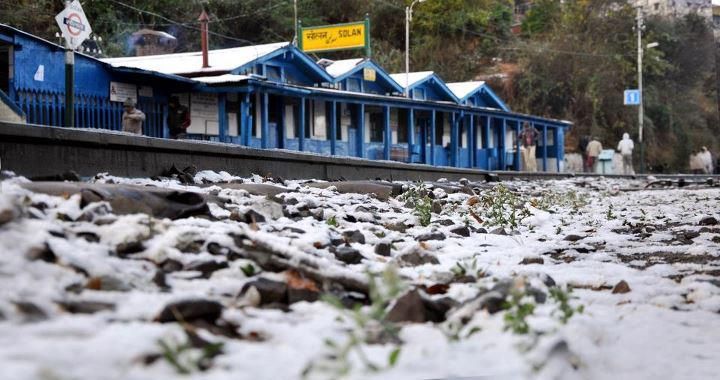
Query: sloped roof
[
  {"left": 446, "top": 81, "right": 486, "bottom": 101},
  {"left": 102, "top": 42, "right": 289, "bottom": 76},
  {"left": 324, "top": 58, "right": 365, "bottom": 78},
  {"left": 389, "top": 71, "right": 434, "bottom": 89},
  {"left": 446, "top": 81, "right": 509, "bottom": 111},
  {"left": 193, "top": 74, "right": 251, "bottom": 84}
]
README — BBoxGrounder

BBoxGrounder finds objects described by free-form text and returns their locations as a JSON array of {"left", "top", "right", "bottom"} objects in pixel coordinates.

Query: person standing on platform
[
  {"left": 167, "top": 96, "right": 191, "bottom": 139},
  {"left": 518, "top": 123, "right": 539, "bottom": 172},
  {"left": 616, "top": 132, "right": 635, "bottom": 175},
  {"left": 585, "top": 137, "right": 602, "bottom": 172},
  {"left": 121, "top": 98, "right": 146, "bottom": 135},
  {"left": 699, "top": 146, "right": 713, "bottom": 174}
]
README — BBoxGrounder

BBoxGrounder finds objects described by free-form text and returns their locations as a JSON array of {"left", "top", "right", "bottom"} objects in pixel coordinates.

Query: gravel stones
[
  {"left": 342, "top": 230, "right": 366, "bottom": 244},
  {"left": 333, "top": 246, "right": 364, "bottom": 265},
  {"left": 374, "top": 242, "right": 392, "bottom": 256},
  {"left": 415, "top": 231, "right": 446, "bottom": 242},
  {"left": 699, "top": 216, "right": 718, "bottom": 226},
  {"left": 155, "top": 299, "right": 224, "bottom": 323},
  {"left": 396, "top": 248, "right": 440, "bottom": 267},
  {"left": 449, "top": 225, "right": 471, "bottom": 237},
  {"left": 612, "top": 280, "right": 631, "bottom": 294}
]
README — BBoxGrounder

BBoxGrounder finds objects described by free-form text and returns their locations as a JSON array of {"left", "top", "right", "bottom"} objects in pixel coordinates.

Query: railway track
[{"left": 1, "top": 121, "right": 718, "bottom": 183}]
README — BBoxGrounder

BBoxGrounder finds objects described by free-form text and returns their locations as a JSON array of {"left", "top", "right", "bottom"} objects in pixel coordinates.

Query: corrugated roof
[
  {"left": 102, "top": 42, "right": 289, "bottom": 76},
  {"left": 446, "top": 81, "right": 487, "bottom": 101},
  {"left": 388, "top": 71, "right": 433, "bottom": 89},
  {"left": 324, "top": 58, "right": 364, "bottom": 78}
]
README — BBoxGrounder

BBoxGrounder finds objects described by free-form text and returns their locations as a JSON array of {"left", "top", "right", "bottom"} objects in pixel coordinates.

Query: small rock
[
  {"left": 58, "top": 300, "right": 115, "bottom": 314},
  {"left": 116, "top": 241, "right": 145, "bottom": 256},
  {"left": 489, "top": 227, "right": 508, "bottom": 235},
  {"left": 374, "top": 242, "right": 392, "bottom": 257},
  {"left": 699, "top": 216, "right": 718, "bottom": 226},
  {"left": 342, "top": 230, "right": 366, "bottom": 244},
  {"left": 436, "top": 219, "right": 455, "bottom": 226},
  {"left": 384, "top": 221, "right": 409, "bottom": 233},
  {"left": 243, "top": 209, "right": 266, "bottom": 223},
  {"left": 240, "top": 278, "right": 288, "bottom": 305},
  {"left": 520, "top": 257, "right": 544, "bottom": 265},
  {"left": 540, "top": 273, "right": 557, "bottom": 288},
  {"left": 612, "top": 280, "right": 631, "bottom": 294},
  {"left": 396, "top": 249, "right": 440, "bottom": 267},
  {"left": 450, "top": 226, "right": 471, "bottom": 237},
  {"left": 682, "top": 231, "right": 700, "bottom": 240},
  {"left": 161, "top": 259, "right": 184, "bottom": 272},
  {"left": 431, "top": 200, "right": 443, "bottom": 214},
  {"left": 153, "top": 270, "right": 169, "bottom": 290},
  {"left": 184, "top": 260, "right": 229, "bottom": 278},
  {"left": 416, "top": 231, "right": 446, "bottom": 242},
  {"left": 564, "top": 234, "right": 584, "bottom": 242},
  {"left": 0, "top": 209, "right": 17, "bottom": 225},
  {"left": 385, "top": 290, "right": 428, "bottom": 323},
  {"left": 13, "top": 301, "right": 48, "bottom": 322},
  {"left": 25, "top": 244, "right": 56, "bottom": 263},
  {"left": 334, "top": 246, "right": 364, "bottom": 265},
  {"left": 155, "top": 299, "right": 224, "bottom": 323}
]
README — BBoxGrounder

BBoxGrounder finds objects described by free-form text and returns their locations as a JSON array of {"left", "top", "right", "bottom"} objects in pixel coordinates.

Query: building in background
[{"left": 636, "top": 0, "right": 712, "bottom": 18}]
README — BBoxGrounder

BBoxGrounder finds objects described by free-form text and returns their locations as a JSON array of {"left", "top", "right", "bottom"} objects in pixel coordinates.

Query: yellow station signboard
[{"left": 299, "top": 20, "right": 370, "bottom": 55}]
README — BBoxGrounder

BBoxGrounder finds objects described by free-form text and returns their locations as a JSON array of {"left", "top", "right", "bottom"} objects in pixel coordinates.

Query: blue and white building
[{"left": 0, "top": 23, "right": 571, "bottom": 172}]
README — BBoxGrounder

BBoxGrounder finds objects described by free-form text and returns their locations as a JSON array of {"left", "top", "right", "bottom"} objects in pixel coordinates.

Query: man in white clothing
[
  {"left": 699, "top": 147, "right": 713, "bottom": 174},
  {"left": 616, "top": 133, "right": 634, "bottom": 175}
]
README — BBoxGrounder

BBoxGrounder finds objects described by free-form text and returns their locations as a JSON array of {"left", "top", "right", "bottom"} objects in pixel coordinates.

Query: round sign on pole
[{"left": 55, "top": 0, "right": 92, "bottom": 49}]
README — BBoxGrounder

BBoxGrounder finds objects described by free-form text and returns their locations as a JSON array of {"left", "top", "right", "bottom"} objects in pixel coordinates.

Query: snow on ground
[{"left": 0, "top": 171, "right": 719, "bottom": 380}]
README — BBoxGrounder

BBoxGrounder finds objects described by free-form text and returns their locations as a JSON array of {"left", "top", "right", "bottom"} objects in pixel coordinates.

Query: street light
[
  {"left": 636, "top": 3, "right": 660, "bottom": 174},
  {"left": 405, "top": 0, "right": 426, "bottom": 97}
]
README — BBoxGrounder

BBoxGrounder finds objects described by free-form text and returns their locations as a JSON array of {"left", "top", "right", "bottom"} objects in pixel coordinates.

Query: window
[
  {"left": 412, "top": 88, "right": 425, "bottom": 100},
  {"left": 369, "top": 112, "right": 384, "bottom": 142},
  {"left": 397, "top": 109, "right": 408, "bottom": 143},
  {"left": 346, "top": 77, "right": 361, "bottom": 92},
  {"left": 266, "top": 65, "right": 282, "bottom": 82}
]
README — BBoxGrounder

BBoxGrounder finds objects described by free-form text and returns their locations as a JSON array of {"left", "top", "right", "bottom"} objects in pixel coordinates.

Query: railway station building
[{"left": 0, "top": 23, "right": 571, "bottom": 172}]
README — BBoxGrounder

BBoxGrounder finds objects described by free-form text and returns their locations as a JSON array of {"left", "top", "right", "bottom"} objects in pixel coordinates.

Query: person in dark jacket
[{"left": 167, "top": 96, "right": 190, "bottom": 139}]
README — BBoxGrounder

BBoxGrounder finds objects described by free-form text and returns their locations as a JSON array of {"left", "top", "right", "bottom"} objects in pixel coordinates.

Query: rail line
[{"left": 1, "top": 121, "right": 718, "bottom": 183}]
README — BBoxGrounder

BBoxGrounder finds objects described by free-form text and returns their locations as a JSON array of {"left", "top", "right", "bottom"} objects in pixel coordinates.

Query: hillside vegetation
[{"left": 2, "top": 0, "right": 718, "bottom": 171}]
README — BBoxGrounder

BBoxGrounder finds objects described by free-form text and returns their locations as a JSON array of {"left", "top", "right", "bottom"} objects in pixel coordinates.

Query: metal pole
[
  {"left": 64, "top": 0, "right": 74, "bottom": 128},
  {"left": 637, "top": 5, "right": 645, "bottom": 174},
  {"left": 293, "top": 0, "right": 298, "bottom": 45},
  {"left": 405, "top": 5, "right": 410, "bottom": 97}
]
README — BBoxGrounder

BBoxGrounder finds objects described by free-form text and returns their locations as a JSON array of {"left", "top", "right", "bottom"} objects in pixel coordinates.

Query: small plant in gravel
[
  {"left": 399, "top": 182, "right": 433, "bottom": 227},
  {"left": 157, "top": 334, "right": 224, "bottom": 374},
  {"left": 532, "top": 190, "right": 589, "bottom": 215},
  {"left": 503, "top": 289, "right": 536, "bottom": 335},
  {"left": 549, "top": 286, "right": 584, "bottom": 324},
  {"left": 476, "top": 184, "right": 531, "bottom": 229},
  {"left": 606, "top": 204, "right": 616, "bottom": 220},
  {"left": 304, "top": 266, "right": 406, "bottom": 378},
  {"left": 450, "top": 257, "right": 486, "bottom": 279},
  {"left": 326, "top": 215, "right": 339, "bottom": 227}
]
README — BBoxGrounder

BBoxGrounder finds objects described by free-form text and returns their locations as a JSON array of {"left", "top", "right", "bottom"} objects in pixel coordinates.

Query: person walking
[
  {"left": 579, "top": 135, "right": 590, "bottom": 173},
  {"left": 699, "top": 146, "right": 713, "bottom": 174},
  {"left": 616, "top": 132, "right": 634, "bottom": 175},
  {"left": 518, "top": 123, "right": 540, "bottom": 172},
  {"left": 121, "top": 98, "right": 146, "bottom": 135},
  {"left": 585, "top": 137, "right": 602, "bottom": 173},
  {"left": 167, "top": 96, "right": 191, "bottom": 139}
]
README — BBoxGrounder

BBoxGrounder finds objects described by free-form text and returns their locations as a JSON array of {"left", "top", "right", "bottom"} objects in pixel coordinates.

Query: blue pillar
[
  {"left": 383, "top": 106, "right": 391, "bottom": 160},
  {"left": 298, "top": 97, "right": 305, "bottom": 152},
  {"left": 430, "top": 110, "right": 436, "bottom": 166},
  {"left": 450, "top": 112, "right": 459, "bottom": 167},
  {"left": 240, "top": 93, "right": 250, "bottom": 146},
  {"left": 468, "top": 114, "right": 475, "bottom": 167},
  {"left": 483, "top": 116, "right": 490, "bottom": 149},
  {"left": 357, "top": 104, "right": 365, "bottom": 158},
  {"left": 407, "top": 108, "right": 415, "bottom": 163},
  {"left": 542, "top": 124, "right": 548, "bottom": 172},
  {"left": 330, "top": 101, "right": 337, "bottom": 155},
  {"left": 499, "top": 118, "right": 507, "bottom": 170},
  {"left": 515, "top": 120, "right": 521, "bottom": 171},
  {"left": 278, "top": 97, "right": 285, "bottom": 149},
  {"left": 261, "top": 92, "right": 269, "bottom": 149},
  {"left": 218, "top": 93, "right": 227, "bottom": 142},
  {"left": 556, "top": 126, "right": 564, "bottom": 172}
]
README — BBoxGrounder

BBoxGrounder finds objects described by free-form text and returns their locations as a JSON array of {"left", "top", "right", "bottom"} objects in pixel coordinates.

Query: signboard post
[
  {"left": 55, "top": 0, "right": 92, "bottom": 128},
  {"left": 298, "top": 16, "right": 371, "bottom": 57}
]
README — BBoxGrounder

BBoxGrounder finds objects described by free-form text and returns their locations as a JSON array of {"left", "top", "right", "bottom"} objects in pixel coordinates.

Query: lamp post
[
  {"left": 405, "top": 0, "right": 425, "bottom": 97},
  {"left": 636, "top": 3, "right": 659, "bottom": 174}
]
